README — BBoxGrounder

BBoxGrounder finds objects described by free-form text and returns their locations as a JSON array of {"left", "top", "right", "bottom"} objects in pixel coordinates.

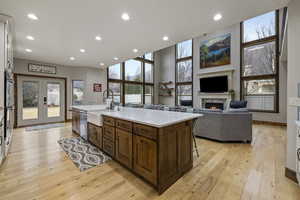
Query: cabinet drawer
[
  {"left": 116, "top": 119, "right": 132, "bottom": 132},
  {"left": 103, "top": 138, "right": 114, "bottom": 157},
  {"left": 133, "top": 123, "right": 157, "bottom": 140},
  {"left": 103, "top": 116, "right": 115, "bottom": 126},
  {"left": 103, "top": 125, "right": 115, "bottom": 141}
]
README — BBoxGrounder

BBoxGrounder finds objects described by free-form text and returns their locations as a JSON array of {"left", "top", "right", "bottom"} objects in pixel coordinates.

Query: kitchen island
[{"left": 72, "top": 106, "right": 202, "bottom": 194}]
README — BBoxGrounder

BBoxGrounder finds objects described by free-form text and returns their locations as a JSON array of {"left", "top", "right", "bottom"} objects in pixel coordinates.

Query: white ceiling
[{"left": 0, "top": 0, "right": 288, "bottom": 68}]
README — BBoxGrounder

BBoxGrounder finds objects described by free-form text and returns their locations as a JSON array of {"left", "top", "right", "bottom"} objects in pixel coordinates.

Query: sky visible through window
[{"left": 243, "top": 11, "right": 275, "bottom": 42}]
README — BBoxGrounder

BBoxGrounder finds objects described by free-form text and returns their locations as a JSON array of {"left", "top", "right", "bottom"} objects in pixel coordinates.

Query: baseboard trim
[
  {"left": 253, "top": 120, "right": 287, "bottom": 126},
  {"left": 285, "top": 167, "right": 298, "bottom": 184}
]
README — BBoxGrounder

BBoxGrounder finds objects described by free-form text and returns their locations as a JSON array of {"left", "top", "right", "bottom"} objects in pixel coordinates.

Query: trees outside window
[
  {"left": 176, "top": 40, "right": 193, "bottom": 106},
  {"left": 241, "top": 10, "right": 279, "bottom": 112}
]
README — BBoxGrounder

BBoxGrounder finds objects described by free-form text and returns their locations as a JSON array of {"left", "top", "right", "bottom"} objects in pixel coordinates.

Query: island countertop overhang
[{"left": 89, "top": 107, "right": 202, "bottom": 128}]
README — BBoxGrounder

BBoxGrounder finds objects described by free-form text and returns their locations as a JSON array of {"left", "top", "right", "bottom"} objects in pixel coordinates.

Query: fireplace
[
  {"left": 205, "top": 102, "right": 224, "bottom": 110},
  {"left": 202, "top": 98, "right": 227, "bottom": 110}
]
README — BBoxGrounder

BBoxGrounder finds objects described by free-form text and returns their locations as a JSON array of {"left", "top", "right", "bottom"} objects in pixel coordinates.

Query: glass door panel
[
  {"left": 22, "top": 81, "right": 39, "bottom": 120},
  {"left": 47, "top": 83, "right": 61, "bottom": 118}
]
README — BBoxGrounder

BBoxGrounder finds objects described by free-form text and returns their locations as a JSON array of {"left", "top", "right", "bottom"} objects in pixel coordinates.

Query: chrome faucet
[{"left": 102, "top": 89, "right": 115, "bottom": 110}]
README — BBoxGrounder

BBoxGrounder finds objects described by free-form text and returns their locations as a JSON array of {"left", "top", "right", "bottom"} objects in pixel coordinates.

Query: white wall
[
  {"left": 13, "top": 58, "right": 107, "bottom": 119},
  {"left": 193, "top": 24, "right": 241, "bottom": 108},
  {"left": 156, "top": 15, "right": 287, "bottom": 124},
  {"left": 286, "top": 0, "right": 300, "bottom": 172},
  {"left": 156, "top": 46, "right": 176, "bottom": 106}
]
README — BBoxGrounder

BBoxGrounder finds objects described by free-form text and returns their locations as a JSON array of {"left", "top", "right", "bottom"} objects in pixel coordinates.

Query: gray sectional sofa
[{"left": 137, "top": 104, "right": 252, "bottom": 143}]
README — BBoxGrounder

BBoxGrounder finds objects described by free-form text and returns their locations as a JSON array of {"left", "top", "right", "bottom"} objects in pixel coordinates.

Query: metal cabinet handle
[{"left": 297, "top": 148, "right": 300, "bottom": 161}]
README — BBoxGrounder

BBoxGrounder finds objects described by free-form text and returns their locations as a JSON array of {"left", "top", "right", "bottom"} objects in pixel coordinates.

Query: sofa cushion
[{"left": 230, "top": 100, "right": 247, "bottom": 109}]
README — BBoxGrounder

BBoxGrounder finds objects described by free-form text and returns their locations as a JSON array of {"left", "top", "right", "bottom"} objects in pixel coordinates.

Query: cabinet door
[
  {"left": 115, "top": 128, "right": 132, "bottom": 169},
  {"left": 133, "top": 135, "right": 157, "bottom": 185}
]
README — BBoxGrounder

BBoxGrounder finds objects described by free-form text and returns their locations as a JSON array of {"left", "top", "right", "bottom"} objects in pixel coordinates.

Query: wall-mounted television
[{"left": 200, "top": 76, "right": 228, "bottom": 93}]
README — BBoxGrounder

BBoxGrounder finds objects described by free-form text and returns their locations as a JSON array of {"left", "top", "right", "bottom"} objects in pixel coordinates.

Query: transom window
[
  {"left": 107, "top": 53, "right": 154, "bottom": 105},
  {"left": 176, "top": 39, "right": 193, "bottom": 106},
  {"left": 241, "top": 10, "right": 279, "bottom": 112}
]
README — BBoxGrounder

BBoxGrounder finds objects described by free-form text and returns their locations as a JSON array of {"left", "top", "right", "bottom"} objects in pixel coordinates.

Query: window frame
[
  {"left": 175, "top": 39, "right": 193, "bottom": 106},
  {"left": 240, "top": 10, "right": 279, "bottom": 113},
  {"left": 107, "top": 55, "right": 155, "bottom": 105}
]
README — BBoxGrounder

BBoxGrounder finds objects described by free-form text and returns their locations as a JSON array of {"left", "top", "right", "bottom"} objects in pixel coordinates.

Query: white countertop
[
  {"left": 71, "top": 104, "right": 107, "bottom": 112},
  {"left": 89, "top": 107, "right": 202, "bottom": 128}
]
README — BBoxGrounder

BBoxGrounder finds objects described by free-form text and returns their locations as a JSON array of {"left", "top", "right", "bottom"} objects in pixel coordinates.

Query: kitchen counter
[
  {"left": 90, "top": 107, "right": 202, "bottom": 128},
  {"left": 72, "top": 105, "right": 202, "bottom": 193}
]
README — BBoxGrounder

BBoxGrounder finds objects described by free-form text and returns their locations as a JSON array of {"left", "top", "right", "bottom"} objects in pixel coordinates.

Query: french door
[{"left": 17, "top": 75, "right": 65, "bottom": 127}]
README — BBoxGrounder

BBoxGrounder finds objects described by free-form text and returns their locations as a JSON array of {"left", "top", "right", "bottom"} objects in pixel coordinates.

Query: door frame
[{"left": 14, "top": 73, "right": 68, "bottom": 128}]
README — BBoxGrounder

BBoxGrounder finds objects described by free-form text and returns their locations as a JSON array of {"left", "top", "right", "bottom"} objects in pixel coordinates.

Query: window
[
  {"left": 108, "top": 64, "right": 121, "bottom": 80},
  {"left": 145, "top": 85, "right": 153, "bottom": 104},
  {"left": 243, "top": 11, "right": 276, "bottom": 43},
  {"left": 72, "top": 80, "right": 84, "bottom": 105},
  {"left": 241, "top": 10, "right": 279, "bottom": 112},
  {"left": 109, "top": 82, "right": 121, "bottom": 103},
  {"left": 145, "top": 63, "right": 153, "bottom": 83},
  {"left": 125, "top": 84, "right": 143, "bottom": 104},
  {"left": 177, "top": 85, "right": 192, "bottom": 106},
  {"left": 144, "top": 52, "right": 153, "bottom": 61},
  {"left": 176, "top": 40, "right": 193, "bottom": 106},
  {"left": 107, "top": 53, "right": 154, "bottom": 105},
  {"left": 125, "top": 59, "right": 142, "bottom": 82}
]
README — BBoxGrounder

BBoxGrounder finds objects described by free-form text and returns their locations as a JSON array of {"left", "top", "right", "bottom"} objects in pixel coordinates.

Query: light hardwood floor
[{"left": 0, "top": 123, "right": 299, "bottom": 200}]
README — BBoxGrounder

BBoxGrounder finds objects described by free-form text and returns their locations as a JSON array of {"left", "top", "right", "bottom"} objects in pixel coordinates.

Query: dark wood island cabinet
[{"left": 87, "top": 115, "right": 194, "bottom": 194}]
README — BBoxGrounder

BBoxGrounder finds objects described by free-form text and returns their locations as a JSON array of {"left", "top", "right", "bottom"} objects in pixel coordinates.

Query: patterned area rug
[
  {"left": 58, "top": 137, "right": 111, "bottom": 171},
  {"left": 26, "top": 123, "right": 65, "bottom": 131}
]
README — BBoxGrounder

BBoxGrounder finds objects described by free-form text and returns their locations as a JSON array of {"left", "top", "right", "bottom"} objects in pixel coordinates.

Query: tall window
[
  {"left": 72, "top": 80, "right": 84, "bottom": 105},
  {"left": 176, "top": 40, "right": 193, "bottom": 106},
  {"left": 107, "top": 53, "right": 154, "bottom": 104},
  {"left": 241, "top": 11, "right": 279, "bottom": 112}
]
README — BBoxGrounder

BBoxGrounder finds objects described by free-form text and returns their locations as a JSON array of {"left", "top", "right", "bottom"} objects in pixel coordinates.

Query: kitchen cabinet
[
  {"left": 97, "top": 116, "right": 193, "bottom": 194},
  {"left": 116, "top": 128, "right": 132, "bottom": 169},
  {"left": 133, "top": 134, "right": 157, "bottom": 185},
  {"left": 103, "top": 124, "right": 115, "bottom": 157},
  {"left": 87, "top": 122, "right": 102, "bottom": 149}
]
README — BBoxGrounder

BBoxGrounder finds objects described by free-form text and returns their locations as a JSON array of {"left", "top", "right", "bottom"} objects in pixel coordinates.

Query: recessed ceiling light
[
  {"left": 121, "top": 13, "right": 130, "bottom": 21},
  {"left": 27, "top": 13, "right": 38, "bottom": 20},
  {"left": 80, "top": 49, "right": 85, "bottom": 53},
  {"left": 214, "top": 13, "right": 222, "bottom": 21},
  {"left": 70, "top": 57, "right": 75, "bottom": 61},
  {"left": 25, "top": 48, "right": 32, "bottom": 52},
  {"left": 26, "top": 35, "right": 35, "bottom": 40},
  {"left": 100, "top": 62, "right": 105, "bottom": 66},
  {"left": 95, "top": 36, "right": 102, "bottom": 41},
  {"left": 163, "top": 36, "right": 169, "bottom": 41},
  {"left": 133, "top": 49, "right": 138, "bottom": 53},
  {"left": 114, "top": 57, "right": 119, "bottom": 61}
]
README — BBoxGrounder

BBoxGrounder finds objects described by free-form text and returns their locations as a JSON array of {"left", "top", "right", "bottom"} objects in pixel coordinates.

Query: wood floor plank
[{"left": 0, "top": 123, "right": 299, "bottom": 200}]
